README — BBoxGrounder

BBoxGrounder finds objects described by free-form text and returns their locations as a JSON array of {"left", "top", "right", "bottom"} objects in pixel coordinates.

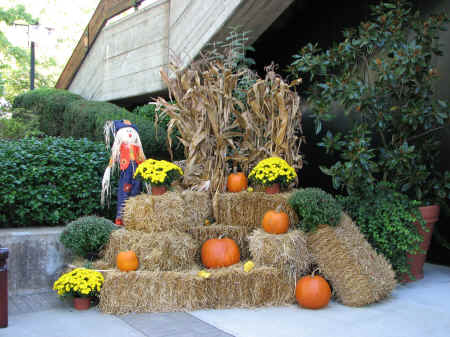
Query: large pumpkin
[
  {"left": 201, "top": 237, "right": 240, "bottom": 268},
  {"left": 116, "top": 251, "right": 139, "bottom": 272},
  {"left": 227, "top": 172, "right": 247, "bottom": 192},
  {"left": 295, "top": 273, "right": 331, "bottom": 309},
  {"left": 262, "top": 209, "right": 289, "bottom": 234}
]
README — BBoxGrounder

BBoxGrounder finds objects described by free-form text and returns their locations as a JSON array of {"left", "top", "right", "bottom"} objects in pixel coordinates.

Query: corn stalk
[{"left": 156, "top": 59, "right": 303, "bottom": 193}]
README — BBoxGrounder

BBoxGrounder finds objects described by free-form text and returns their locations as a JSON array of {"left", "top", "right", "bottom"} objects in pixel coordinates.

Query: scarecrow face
[{"left": 116, "top": 127, "right": 139, "bottom": 144}]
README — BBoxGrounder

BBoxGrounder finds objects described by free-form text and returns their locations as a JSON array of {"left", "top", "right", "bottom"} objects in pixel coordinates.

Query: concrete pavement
[{"left": 3, "top": 263, "right": 450, "bottom": 337}]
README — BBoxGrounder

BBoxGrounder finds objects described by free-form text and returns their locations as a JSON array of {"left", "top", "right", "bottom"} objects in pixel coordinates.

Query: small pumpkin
[
  {"left": 116, "top": 250, "right": 139, "bottom": 272},
  {"left": 262, "top": 206, "right": 289, "bottom": 234},
  {"left": 295, "top": 272, "right": 331, "bottom": 309},
  {"left": 227, "top": 169, "right": 248, "bottom": 192},
  {"left": 201, "top": 237, "right": 240, "bottom": 268}
]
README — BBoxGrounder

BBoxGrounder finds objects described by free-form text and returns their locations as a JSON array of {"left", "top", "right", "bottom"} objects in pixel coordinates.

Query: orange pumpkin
[
  {"left": 227, "top": 172, "right": 247, "bottom": 192},
  {"left": 295, "top": 273, "right": 331, "bottom": 309},
  {"left": 201, "top": 237, "right": 240, "bottom": 268},
  {"left": 262, "top": 209, "right": 289, "bottom": 234},
  {"left": 116, "top": 251, "right": 139, "bottom": 272}
]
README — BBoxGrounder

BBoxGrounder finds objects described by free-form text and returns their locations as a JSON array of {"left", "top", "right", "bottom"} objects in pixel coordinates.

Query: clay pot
[
  {"left": 151, "top": 185, "right": 167, "bottom": 196},
  {"left": 265, "top": 183, "right": 280, "bottom": 194},
  {"left": 403, "top": 205, "right": 440, "bottom": 282},
  {"left": 73, "top": 297, "right": 90, "bottom": 311}
]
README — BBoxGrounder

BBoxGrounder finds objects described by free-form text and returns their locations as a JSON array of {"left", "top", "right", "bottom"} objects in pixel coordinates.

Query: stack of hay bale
[
  {"left": 97, "top": 189, "right": 397, "bottom": 314},
  {"left": 97, "top": 191, "right": 295, "bottom": 314}
]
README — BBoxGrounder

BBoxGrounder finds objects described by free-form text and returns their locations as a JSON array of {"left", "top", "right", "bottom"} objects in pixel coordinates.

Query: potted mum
[
  {"left": 53, "top": 268, "right": 104, "bottom": 310},
  {"left": 133, "top": 159, "right": 183, "bottom": 195},
  {"left": 248, "top": 157, "right": 297, "bottom": 194}
]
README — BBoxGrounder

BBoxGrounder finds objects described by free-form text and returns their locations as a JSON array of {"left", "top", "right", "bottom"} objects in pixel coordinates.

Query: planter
[
  {"left": 404, "top": 205, "right": 440, "bottom": 282},
  {"left": 73, "top": 297, "right": 91, "bottom": 311},
  {"left": 151, "top": 185, "right": 167, "bottom": 196},
  {"left": 265, "top": 183, "right": 280, "bottom": 194}
]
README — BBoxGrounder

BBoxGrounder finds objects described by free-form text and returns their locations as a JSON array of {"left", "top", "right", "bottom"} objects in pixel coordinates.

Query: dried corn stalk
[{"left": 156, "top": 58, "right": 303, "bottom": 193}]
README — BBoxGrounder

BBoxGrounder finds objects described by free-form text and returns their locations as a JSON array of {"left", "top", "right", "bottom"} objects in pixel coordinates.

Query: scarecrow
[{"left": 101, "top": 120, "right": 146, "bottom": 225}]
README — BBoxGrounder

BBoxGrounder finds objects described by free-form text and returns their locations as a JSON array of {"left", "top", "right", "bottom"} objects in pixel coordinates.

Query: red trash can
[{"left": 0, "top": 248, "right": 8, "bottom": 328}]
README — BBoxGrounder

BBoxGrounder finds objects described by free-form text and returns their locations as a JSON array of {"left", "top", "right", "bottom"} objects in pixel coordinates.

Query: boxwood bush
[
  {"left": 60, "top": 216, "right": 118, "bottom": 259},
  {"left": 13, "top": 88, "right": 83, "bottom": 136},
  {"left": 288, "top": 188, "right": 342, "bottom": 233},
  {"left": 0, "top": 137, "right": 117, "bottom": 227}
]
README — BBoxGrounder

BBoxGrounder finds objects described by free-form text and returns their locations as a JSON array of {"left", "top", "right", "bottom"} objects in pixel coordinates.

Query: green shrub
[
  {"left": 339, "top": 183, "right": 425, "bottom": 280},
  {"left": 132, "top": 103, "right": 184, "bottom": 159},
  {"left": 0, "top": 137, "right": 117, "bottom": 227},
  {"left": 62, "top": 100, "right": 170, "bottom": 159},
  {"left": 132, "top": 103, "right": 170, "bottom": 126},
  {"left": 0, "top": 107, "right": 43, "bottom": 139},
  {"left": 60, "top": 216, "right": 117, "bottom": 259},
  {"left": 13, "top": 88, "right": 83, "bottom": 136},
  {"left": 288, "top": 188, "right": 342, "bottom": 233}
]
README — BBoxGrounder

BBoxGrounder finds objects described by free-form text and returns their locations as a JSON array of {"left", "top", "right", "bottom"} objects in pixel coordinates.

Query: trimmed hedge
[
  {"left": 63, "top": 100, "right": 170, "bottom": 159},
  {"left": 132, "top": 103, "right": 184, "bottom": 159},
  {"left": 13, "top": 88, "right": 83, "bottom": 136},
  {"left": 13, "top": 89, "right": 177, "bottom": 159},
  {"left": 0, "top": 137, "right": 117, "bottom": 227}
]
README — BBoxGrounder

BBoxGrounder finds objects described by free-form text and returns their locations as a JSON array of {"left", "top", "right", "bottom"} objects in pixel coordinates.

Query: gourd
[
  {"left": 295, "top": 272, "right": 331, "bottom": 309},
  {"left": 262, "top": 206, "right": 289, "bottom": 234},
  {"left": 201, "top": 237, "right": 240, "bottom": 268},
  {"left": 116, "top": 251, "right": 139, "bottom": 272}
]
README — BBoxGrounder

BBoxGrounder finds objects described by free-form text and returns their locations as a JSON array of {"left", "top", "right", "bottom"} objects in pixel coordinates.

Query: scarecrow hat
[{"left": 104, "top": 119, "right": 139, "bottom": 149}]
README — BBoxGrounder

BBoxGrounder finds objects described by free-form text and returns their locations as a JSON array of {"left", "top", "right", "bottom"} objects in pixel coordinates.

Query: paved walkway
[{"left": 3, "top": 263, "right": 450, "bottom": 337}]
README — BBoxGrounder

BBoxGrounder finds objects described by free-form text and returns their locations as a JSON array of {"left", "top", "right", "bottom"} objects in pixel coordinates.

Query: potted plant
[
  {"left": 339, "top": 183, "right": 425, "bottom": 281},
  {"left": 53, "top": 268, "right": 104, "bottom": 310},
  {"left": 289, "top": 1, "right": 449, "bottom": 279},
  {"left": 248, "top": 157, "right": 297, "bottom": 194},
  {"left": 288, "top": 188, "right": 342, "bottom": 233},
  {"left": 133, "top": 159, "right": 183, "bottom": 195}
]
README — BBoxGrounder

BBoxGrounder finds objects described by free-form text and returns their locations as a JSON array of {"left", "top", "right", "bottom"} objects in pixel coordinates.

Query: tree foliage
[
  {"left": 289, "top": 0, "right": 450, "bottom": 204},
  {"left": 0, "top": 4, "right": 57, "bottom": 103}
]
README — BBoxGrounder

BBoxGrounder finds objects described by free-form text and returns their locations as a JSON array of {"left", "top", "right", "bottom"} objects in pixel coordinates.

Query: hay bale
[
  {"left": 123, "top": 191, "right": 212, "bottom": 232},
  {"left": 179, "top": 190, "right": 212, "bottom": 225},
  {"left": 248, "top": 229, "right": 312, "bottom": 285},
  {"left": 100, "top": 229, "right": 198, "bottom": 272},
  {"left": 185, "top": 224, "right": 252, "bottom": 262},
  {"left": 307, "top": 213, "right": 397, "bottom": 307},
  {"left": 99, "top": 263, "right": 293, "bottom": 314},
  {"left": 213, "top": 191, "right": 298, "bottom": 229}
]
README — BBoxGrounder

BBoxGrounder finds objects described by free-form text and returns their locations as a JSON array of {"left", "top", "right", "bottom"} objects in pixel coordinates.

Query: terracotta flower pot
[
  {"left": 151, "top": 185, "right": 167, "bottom": 196},
  {"left": 265, "top": 183, "right": 280, "bottom": 194},
  {"left": 73, "top": 297, "right": 90, "bottom": 311},
  {"left": 403, "top": 205, "right": 440, "bottom": 282}
]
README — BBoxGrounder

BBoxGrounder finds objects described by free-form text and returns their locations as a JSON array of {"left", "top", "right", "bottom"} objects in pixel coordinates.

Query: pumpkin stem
[
  {"left": 233, "top": 166, "right": 237, "bottom": 174},
  {"left": 312, "top": 267, "right": 320, "bottom": 277},
  {"left": 276, "top": 204, "right": 283, "bottom": 212}
]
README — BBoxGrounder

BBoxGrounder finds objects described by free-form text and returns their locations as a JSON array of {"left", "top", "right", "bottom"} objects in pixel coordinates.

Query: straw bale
[
  {"left": 123, "top": 191, "right": 212, "bottom": 232},
  {"left": 179, "top": 190, "right": 212, "bottom": 225},
  {"left": 213, "top": 191, "right": 298, "bottom": 229},
  {"left": 185, "top": 224, "right": 252, "bottom": 262},
  {"left": 248, "top": 229, "right": 312, "bottom": 285},
  {"left": 99, "top": 263, "right": 293, "bottom": 314},
  {"left": 99, "top": 229, "right": 198, "bottom": 272},
  {"left": 307, "top": 213, "right": 397, "bottom": 307}
]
